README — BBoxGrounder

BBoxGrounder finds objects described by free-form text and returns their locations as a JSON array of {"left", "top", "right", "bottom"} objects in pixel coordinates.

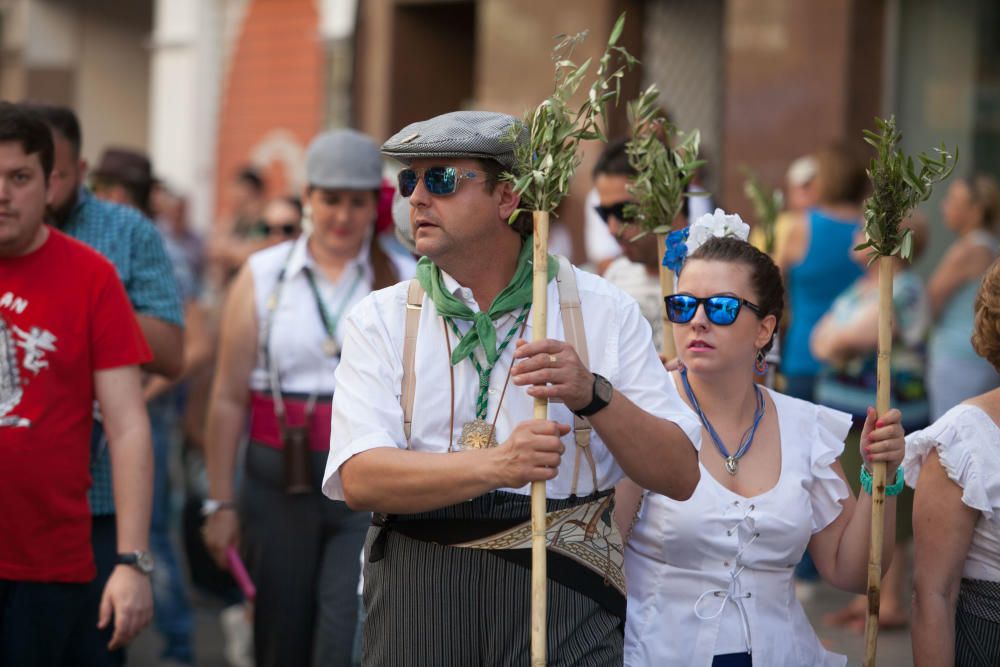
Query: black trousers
[{"left": 241, "top": 442, "right": 368, "bottom": 667}]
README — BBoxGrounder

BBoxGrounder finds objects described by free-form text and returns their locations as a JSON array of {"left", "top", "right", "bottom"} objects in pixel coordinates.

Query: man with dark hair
[
  {"left": 28, "top": 103, "right": 187, "bottom": 665},
  {"left": 91, "top": 148, "right": 155, "bottom": 216},
  {"left": 0, "top": 101, "right": 154, "bottom": 665},
  {"left": 591, "top": 138, "right": 671, "bottom": 352},
  {"left": 324, "top": 110, "right": 701, "bottom": 664}
]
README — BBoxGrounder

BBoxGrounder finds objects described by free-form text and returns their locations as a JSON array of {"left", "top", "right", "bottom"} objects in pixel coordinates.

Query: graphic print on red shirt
[{"left": 0, "top": 228, "right": 150, "bottom": 582}]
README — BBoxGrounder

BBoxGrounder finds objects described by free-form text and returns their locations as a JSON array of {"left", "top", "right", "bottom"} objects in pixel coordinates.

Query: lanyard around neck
[
  {"left": 262, "top": 246, "right": 366, "bottom": 420},
  {"left": 301, "top": 264, "right": 366, "bottom": 355}
]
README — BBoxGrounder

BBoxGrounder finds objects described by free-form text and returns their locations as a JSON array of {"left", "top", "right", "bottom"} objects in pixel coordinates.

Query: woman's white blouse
[
  {"left": 247, "top": 234, "right": 416, "bottom": 395},
  {"left": 624, "top": 389, "right": 852, "bottom": 667},
  {"left": 904, "top": 403, "right": 1000, "bottom": 581}
]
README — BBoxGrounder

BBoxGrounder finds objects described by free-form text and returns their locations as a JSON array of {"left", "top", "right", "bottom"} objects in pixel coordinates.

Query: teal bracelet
[{"left": 860, "top": 464, "right": 904, "bottom": 497}]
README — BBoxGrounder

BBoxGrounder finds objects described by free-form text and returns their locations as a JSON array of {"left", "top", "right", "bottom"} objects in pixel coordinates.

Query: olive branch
[
  {"left": 622, "top": 83, "right": 704, "bottom": 239},
  {"left": 502, "top": 13, "right": 637, "bottom": 219},
  {"left": 742, "top": 168, "right": 783, "bottom": 255},
  {"left": 858, "top": 115, "right": 957, "bottom": 262}
]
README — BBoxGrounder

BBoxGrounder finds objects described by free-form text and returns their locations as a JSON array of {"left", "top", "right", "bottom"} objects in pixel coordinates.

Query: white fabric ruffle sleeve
[
  {"left": 809, "top": 404, "right": 853, "bottom": 533},
  {"left": 904, "top": 404, "right": 1000, "bottom": 523}
]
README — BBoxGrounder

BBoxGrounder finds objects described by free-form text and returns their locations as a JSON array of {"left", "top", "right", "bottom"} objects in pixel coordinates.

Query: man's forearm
[
  {"left": 137, "top": 314, "right": 184, "bottom": 379},
  {"left": 108, "top": 423, "right": 153, "bottom": 552},
  {"left": 589, "top": 390, "right": 699, "bottom": 500},
  {"left": 340, "top": 447, "right": 502, "bottom": 514}
]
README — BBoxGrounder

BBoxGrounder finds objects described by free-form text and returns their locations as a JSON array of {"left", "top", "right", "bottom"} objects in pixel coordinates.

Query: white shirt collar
[{"left": 284, "top": 231, "right": 374, "bottom": 284}]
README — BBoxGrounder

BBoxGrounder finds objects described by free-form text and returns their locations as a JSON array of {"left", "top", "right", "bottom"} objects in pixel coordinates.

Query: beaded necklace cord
[
  {"left": 680, "top": 368, "right": 765, "bottom": 475},
  {"left": 446, "top": 305, "right": 530, "bottom": 420}
]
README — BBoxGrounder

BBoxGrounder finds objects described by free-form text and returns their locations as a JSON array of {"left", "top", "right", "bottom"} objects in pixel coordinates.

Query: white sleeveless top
[
  {"left": 624, "top": 388, "right": 851, "bottom": 667},
  {"left": 904, "top": 403, "right": 1000, "bottom": 581},
  {"left": 247, "top": 233, "right": 416, "bottom": 395}
]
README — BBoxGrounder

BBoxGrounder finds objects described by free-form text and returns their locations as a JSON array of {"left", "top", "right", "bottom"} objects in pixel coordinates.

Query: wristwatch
[
  {"left": 572, "top": 373, "right": 613, "bottom": 418},
  {"left": 117, "top": 550, "right": 155, "bottom": 575},
  {"left": 201, "top": 498, "right": 236, "bottom": 517}
]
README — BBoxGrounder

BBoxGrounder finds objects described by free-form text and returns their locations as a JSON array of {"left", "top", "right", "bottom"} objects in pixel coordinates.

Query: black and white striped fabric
[
  {"left": 360, "top": 493, "right": 623, "bottom": 666},
  {"left": 956, "top": 578, "right": 1000, "bottom": 667}
]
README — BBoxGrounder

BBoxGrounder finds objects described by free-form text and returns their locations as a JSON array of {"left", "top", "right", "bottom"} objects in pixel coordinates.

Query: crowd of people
[{"left": 1, "top": 96, "right": 998, "bottom": 667}]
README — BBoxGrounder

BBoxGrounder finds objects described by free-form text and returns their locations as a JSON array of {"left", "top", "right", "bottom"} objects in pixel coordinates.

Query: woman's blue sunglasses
[
  {"left": 397, "top": 166, "right": 486, "bottom": 197},
  {"left": 665, "top": 294, "right": 765, "bottom": 326}
]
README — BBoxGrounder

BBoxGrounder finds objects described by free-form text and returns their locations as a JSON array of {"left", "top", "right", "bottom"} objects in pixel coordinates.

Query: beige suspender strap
[
  {"left": 401, "top": 279, "right": 425, "bottom": 446},
  {"left": 555, "top": 256, "right": 599, "bottom": 496}
]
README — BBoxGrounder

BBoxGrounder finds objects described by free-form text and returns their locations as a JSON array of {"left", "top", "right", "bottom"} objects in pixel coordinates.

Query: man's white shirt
[{"left": 322, "top": 265, "right": 700, "bottom": 501}]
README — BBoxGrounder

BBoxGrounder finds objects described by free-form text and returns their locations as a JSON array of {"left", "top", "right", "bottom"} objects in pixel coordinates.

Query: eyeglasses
[
  {"left": 593, "top": 201, "right": 635, "bottom": 224},
  {"left": 258, "top": 222, "right": 299, "bottom": 238},
  {"left": 664, "top": 294, "right": 764, "bottom": 326},
  {"left": 397, "top": 166, "right": 487, "bottom": 197}
]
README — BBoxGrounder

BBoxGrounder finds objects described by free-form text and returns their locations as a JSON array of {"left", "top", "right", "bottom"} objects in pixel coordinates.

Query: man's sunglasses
[
  {"left": 397, "top": 166, "right": 487, "bottom": 197},
  {"left": 664, "top": 294, "right": 764, "bottom": 326},
  {"left": 258, "top": 222, "right": 299, "bottom": 238},
  {"left": 594, "top": 201, "right": 635, "bottom": 224}
]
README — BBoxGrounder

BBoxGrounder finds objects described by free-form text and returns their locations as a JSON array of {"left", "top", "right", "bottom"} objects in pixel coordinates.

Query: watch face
[
  {"left": 136, "top": 551, "right": 155, "bottom": 574},
  {"left": 594, "top": 374, "right": 613, "bottom": 403}
]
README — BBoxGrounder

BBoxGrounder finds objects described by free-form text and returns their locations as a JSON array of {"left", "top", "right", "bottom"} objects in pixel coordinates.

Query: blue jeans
[{"left": 148, "top": 395, "right": 195, "bottom": 664}]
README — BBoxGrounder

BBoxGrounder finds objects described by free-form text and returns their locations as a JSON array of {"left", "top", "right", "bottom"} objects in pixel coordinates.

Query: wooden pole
[
  {"left": 655, "top": 232, "right": 676, "bottom": 359},
  {"left": 531, "top": 211, "right": 549, "bottom": 666},
  {"left": 863, "top": 255, "right": 894, "bottom": 666}
]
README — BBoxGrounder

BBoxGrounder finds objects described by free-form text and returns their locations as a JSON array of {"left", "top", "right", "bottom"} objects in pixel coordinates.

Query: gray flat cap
[
  {"left": 306, "top": 129, "right": 383, "bottom": 189},
  {"left": 381, "top": 110, "right": 527, "bottom": 171}
]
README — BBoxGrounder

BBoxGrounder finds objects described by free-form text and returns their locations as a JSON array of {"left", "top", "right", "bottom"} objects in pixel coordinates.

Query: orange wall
[{"left": 214, "top": 0, "right": 324, "bottom": 225}]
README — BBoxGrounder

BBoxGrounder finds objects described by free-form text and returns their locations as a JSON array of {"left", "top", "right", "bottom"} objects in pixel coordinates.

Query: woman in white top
[
  {"left": 909, "top": 257, "right": 1000, "bottom": 667},
  {"left": 202, "top": 129, "right": 415, "bottom": 667},
  {"left": 619, "top": 223, "right": 906, "bottom": 666}
]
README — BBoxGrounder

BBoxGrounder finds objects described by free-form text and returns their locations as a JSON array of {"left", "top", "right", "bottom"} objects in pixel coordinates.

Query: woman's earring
[
  {"left": 754, "top": 348, "right": 768, "bottom": 376},
  {"left": 301, "top": 204, "right": 314, "bottom": 235}
]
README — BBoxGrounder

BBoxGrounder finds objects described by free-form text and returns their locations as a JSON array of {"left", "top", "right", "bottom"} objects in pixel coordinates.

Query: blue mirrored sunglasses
[
  {"left": 664, "top": 294, "right": 764, "bottom": 326},
  {"left": 397, "top": 166, "right": 486, "bottom": 197}
]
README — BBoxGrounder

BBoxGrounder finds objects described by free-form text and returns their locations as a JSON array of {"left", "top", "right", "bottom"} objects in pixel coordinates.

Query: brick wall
[{"left": 214, "top": 0, "right": 324, "bottom": 226}]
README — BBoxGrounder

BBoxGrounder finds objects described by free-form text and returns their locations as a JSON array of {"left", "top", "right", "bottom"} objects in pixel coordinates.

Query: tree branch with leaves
[
  {"left": 501, "top": 14, "right": 635, "bottom": 666},
  {"left": 859, "top": 115, "right": 956, "bottom": 667},
  {"left": 621, "top": 83, "right": 704, "bottom": 356}
]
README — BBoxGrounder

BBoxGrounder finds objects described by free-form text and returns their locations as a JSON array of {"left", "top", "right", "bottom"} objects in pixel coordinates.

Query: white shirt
[
  {"left": 322, "top": 264, "right": 700, "bottom": 500},
  {"left": 624, "top": 389, "right": 851, "bottom": 667},
  {"left": 603, "top": 256, "right": 663, "bottom": 352},
  {"left": 904, "top": 403, "right": 1000, "bottom": 581},
  {"left": 247, "top": 233, "right": 416, "bottom": 395}
]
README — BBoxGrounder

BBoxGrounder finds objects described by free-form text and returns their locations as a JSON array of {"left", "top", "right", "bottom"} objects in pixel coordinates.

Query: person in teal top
[
  {"left": 927, "top": 174, "right": 1000, "bottom": 419},
  {"left": 776, "top": 144, "right": 866, "bottom": 402}
]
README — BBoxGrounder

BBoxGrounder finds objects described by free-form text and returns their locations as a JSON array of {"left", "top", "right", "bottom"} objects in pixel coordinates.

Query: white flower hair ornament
[{"left": 662, "top": 208, "right": 751, "bottom": 277}]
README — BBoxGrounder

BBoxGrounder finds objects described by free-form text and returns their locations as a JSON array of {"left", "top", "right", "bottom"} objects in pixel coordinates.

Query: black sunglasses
[
  {"left": 258, "top": 222, "right": 299, "bottom": 238},
  {"left": 664, "top": 294, "right": 764, "bottom": 326},
  {"left": 397, "top": 166, "right": 486, "bottom": 197},
  {"left": 593, "top": 201, "right": 635, "bottom": 224}
]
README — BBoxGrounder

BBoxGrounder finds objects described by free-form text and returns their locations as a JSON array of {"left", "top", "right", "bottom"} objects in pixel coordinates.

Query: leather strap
[
  {"left": 555, "top": 256, "right": 597, "bottom": 497},
  {"left": 401, "top": 279, "right": 424, "bottom": 445}
]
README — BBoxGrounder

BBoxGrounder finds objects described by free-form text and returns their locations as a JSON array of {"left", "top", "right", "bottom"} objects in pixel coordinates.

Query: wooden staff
[
  {"left": 863, "top": 256, "right": 894, "bottom": 666},
  {"left": 655, "top": 231, "right": 676, "bottom": 359},
  {"left": 531, "top": 211, "right": 549, "bottom": 666}
]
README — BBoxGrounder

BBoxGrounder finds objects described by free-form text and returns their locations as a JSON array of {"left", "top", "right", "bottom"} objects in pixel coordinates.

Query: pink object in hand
[{"left": 227, "top": 546, "right": 256, "bottom": 602}]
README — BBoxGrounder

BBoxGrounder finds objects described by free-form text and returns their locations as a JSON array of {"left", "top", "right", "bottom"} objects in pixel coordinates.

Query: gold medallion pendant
[
  {"left": 459, "top": 419, "right": 499, "bottom": 449},
  {"left": 322, "top": 337, "right": 340, "bottom": 357}
]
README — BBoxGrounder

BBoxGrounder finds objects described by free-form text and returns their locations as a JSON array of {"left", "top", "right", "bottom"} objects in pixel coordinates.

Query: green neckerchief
[{"left": 416, "top": 236, "right": 558, "bottom": 366}]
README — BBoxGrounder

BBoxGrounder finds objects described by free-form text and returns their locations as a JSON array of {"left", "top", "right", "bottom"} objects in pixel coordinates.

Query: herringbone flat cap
[{"left": 381, "top": 111, "right": 526, "bottom": 171}]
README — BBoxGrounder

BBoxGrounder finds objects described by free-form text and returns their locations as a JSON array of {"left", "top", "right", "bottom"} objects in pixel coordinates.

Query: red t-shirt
[{"left": 0, "top": 228, "right": 151, "bottom": 582}]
